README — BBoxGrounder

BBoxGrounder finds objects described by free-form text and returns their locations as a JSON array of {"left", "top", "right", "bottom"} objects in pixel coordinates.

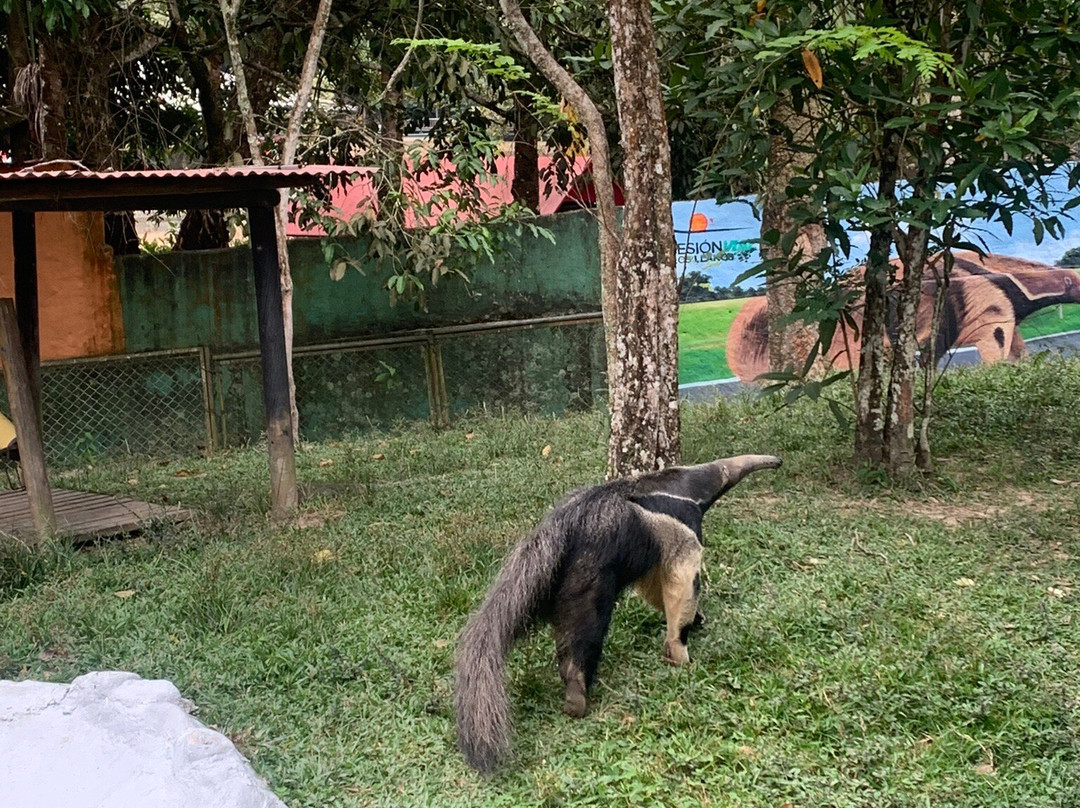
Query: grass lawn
[
  {"left": 3, "top": 358, "right": 1080, "bottom": 807},
  {"left": 1020, "top": 303, "right": 1080, "bottom": 339},
  {"left": 678, "top": 298, "right": 751, "bottom": 384}
]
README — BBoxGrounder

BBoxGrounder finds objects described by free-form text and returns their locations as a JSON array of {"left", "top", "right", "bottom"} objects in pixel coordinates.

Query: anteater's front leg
[{"left": 661, "top": 545, "right": 703, "bottom": 665}]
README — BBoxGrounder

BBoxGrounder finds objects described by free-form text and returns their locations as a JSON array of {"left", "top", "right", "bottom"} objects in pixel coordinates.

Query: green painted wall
[{"left": 117, "top": 211, "right": 601, "bottom": 353}]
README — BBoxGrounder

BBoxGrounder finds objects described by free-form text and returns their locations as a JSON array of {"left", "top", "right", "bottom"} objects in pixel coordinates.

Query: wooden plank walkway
[{"left": 0, "top": 488, "right": 191, "bottom": 541}]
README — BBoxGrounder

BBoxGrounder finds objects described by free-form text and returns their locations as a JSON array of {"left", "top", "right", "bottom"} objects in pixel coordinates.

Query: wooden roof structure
[{"left": 0, "top": 164, "right": 352, "bottom": 539}]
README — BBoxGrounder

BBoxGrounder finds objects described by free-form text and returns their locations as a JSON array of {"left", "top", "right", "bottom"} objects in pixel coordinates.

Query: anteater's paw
[
  {"left": 563, "top": 689, "right": 588, "bottom": 718},
  {"left": 664, "top": 640, "right": 690, "bottom": 666}
]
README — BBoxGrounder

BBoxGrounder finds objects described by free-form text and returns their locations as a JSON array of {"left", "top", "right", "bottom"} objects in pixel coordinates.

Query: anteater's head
[{"left": 631, "top": 454, "right": 782, "bottom": 511}]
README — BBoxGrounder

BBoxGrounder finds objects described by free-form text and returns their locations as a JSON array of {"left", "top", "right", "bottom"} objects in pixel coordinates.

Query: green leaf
[{"left": 827, "top": 398, "right": 850, "bottom": 431}]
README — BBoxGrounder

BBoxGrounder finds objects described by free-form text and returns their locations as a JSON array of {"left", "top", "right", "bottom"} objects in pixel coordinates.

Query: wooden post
[
  {"left": 0, "top": 298, "right": 54, "bottom": 542},
  {"left": 247, "top": 202, "right": 298, "bottom": 519},
  {"left": 11, "top": 210, "right": 41, "bottom": 420}
]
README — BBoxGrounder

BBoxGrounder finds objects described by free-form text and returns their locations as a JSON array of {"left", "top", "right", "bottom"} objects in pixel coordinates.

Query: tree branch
[
  {"left": 497, "top": 0, "right": 620, "bottom": 376},
  {"left": 379, "top": 0, "right": 425, "bottom": 103},
  {"left": 217, "top": 0, "right": 264, "bottom": 165},
  {"left": 281, "top": 0, "right": 334, "bottom": 166}
]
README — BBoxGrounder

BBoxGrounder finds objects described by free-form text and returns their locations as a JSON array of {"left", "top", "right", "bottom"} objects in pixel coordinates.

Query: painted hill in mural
[{"left": 725, "top": 252, "right": 1080, "bottom": 382}]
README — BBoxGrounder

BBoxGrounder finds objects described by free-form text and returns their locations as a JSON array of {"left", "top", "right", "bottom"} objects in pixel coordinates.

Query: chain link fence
[
  {"left": 0, "top": 348, "right": 211, "bottom": 467},
  {"left": 4, "top": 314, "right": 606, "bottom": 466}
]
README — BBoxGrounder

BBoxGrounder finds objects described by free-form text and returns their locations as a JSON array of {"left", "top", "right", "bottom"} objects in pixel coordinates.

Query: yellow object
[{"left": 0, "top": 412, "right": 16, "bottom": 453}]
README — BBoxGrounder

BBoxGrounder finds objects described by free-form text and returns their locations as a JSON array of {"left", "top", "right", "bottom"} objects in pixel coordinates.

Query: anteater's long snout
[{"left": 718, "top": 454, "right": 782, "bottom": 486}]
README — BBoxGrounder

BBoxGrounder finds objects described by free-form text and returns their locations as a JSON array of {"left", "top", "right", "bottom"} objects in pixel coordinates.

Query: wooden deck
[{"left": 0, "top": 488, "right": 191, "bottom": 541}]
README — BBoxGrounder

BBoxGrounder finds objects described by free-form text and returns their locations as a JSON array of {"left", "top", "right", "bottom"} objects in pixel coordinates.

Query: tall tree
[
  {"left": 220, "top": 0, "right": 334, "bottom": 443},
  {"left": 604, "top": 0, "right": 679, "bottom": 474},
  {"left": 501, "top": 0, "right": 679, "bottom": 476}
]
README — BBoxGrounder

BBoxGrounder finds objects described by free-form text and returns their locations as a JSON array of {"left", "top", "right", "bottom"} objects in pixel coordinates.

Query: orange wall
[{"left": 0, "top": 212, "right": 125, "bottom": 359}]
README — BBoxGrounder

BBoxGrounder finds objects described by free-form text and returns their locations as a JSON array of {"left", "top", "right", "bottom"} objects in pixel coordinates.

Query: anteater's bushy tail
[{"left": 454, "top": 520, "right": 565, "bottom": 774}]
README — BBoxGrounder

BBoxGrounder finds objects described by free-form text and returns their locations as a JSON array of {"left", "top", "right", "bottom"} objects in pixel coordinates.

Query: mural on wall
[
  {"left": 725, "top": 252, "right": 1080, "bottom": 383},
  {"left": 674, "top": 173, "right": 1080, "bottom": 386}
]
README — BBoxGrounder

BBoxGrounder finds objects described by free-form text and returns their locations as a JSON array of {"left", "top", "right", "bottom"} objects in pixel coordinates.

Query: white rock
[{"left": 0, "top": 671, "right": 285, "bottom": 808}]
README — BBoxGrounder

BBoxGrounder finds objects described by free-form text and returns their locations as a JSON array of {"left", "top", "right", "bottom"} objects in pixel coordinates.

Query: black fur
[{"left": 454, "top": 455, "right": 782, "bottom": 774}]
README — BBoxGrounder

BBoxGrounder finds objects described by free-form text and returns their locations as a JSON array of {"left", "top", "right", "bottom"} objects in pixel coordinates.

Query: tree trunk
[
  {"left": 512, "top": 97, "right": 540, "bottom": 213},
  {"left": 853, "top": 128, "right": 901, "bottom": 467},
  {"left": 604, "top": 0, "right": 680, "bottom": 476},
  {"left": 38, "top": 38, "right": 67, "bottom": 159},
  {"left": 917, "top": 254, "right": 948, "bottom": 472},
  {"left": 220, "top": 0, "right": 333, "bottom": 443},
  {"left": 105, "top": 212, "right": 141, "bottom": 255},
  {"left": 171, "top": 0, "right": 231, "bottom": 250},
  {"left": 6, "top": 0, "right": 34, "bottom": 162},
  {"left": 854, "top": 227, "right": 891, "bottom": 467},
  {"left": 275, "top": 0, "right": 333, "bottom": 445},
  {"left": 760, "top": 97, "right": 827, "bottom": 374},
  {"left": 884, "top": 219, "right": 930, "bottom": 475},
  {"left": 500, "top": 0, "right": 678, "bottom": 476}
]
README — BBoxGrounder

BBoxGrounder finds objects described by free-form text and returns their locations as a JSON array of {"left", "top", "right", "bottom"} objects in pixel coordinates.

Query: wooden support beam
[
  {"left": 0, "top": 298, "right": 54, "bottom": 543},
  {"left": 11, "top": 210, "right": 41, "bottom": 419},
  {"left": 247, "top": 202, "right": 297, "bottom": 520}
]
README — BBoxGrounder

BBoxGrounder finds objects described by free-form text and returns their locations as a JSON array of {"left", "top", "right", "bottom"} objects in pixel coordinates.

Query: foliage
[
  {"left": 1056, "top": 246, "right": 1080, "bottom": 267},
  {"left": 0, "top": 0, "right": 109, "bottom": 31},
  {"left": 661, "top": 0, "right": 1080, "bottom": 469},
  {"left": 2, "top": 359, "right": 1080, "bottom": 805}
]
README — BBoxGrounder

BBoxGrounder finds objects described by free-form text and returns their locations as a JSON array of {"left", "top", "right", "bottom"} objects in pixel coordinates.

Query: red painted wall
[{"left": 0, "top": 212, "right": 125, "bottom": 359}]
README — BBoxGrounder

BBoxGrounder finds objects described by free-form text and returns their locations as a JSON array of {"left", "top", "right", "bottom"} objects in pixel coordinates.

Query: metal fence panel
[
  {"left": 0, "top": 349, "right": 210, "bottom": 467},
  {"left": 0, "top": 314, "right": 607, "bottom": 465}
]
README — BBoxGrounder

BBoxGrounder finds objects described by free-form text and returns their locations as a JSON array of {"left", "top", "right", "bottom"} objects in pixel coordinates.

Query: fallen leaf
[
  {"left": 313, "top": 549, "right": 335, "bottom": 564},
  {"left": 114, "top": 589, "right": 136, "bottom": 599},
  {"left": 622, "top": 714, "right": 637, "bottom": 726},
  {"left": 126, "top": 478, "right": 138, "bottom": 485},
  {"left": 372, "top": 453, "right": 386, "bottom": 460},
  {"left": 802, "top": 48, "right": 823, "bottom": 89},
  {"left": 1050, "top": 478, "right": 1072, "bottom": 486},
  {"left": 1048, "top": 586, "right": 1067, "bottom": 599},
  {"left": 541, "top": 444, "right": 552, "bottom": 457},
  {"left": 736, "top": 745, "right": 757, "bottom": 758},
  {"left": 38, "top": 647, "right": 67, "bottom": 662},
  {"left": 433, "top": 639, "right": 449, "bottom": 649},
  {"left": 465, "top": 432, "right": 476, "bottom": 440},
  {"left": 974, "top": 761, "right": 996, "bottom": 776},
  {"left": 954, "top": 577, "right": 976, "bottom": 588},
  {"left": 317, "top": 458, "right": 334, "bottom": 467}
]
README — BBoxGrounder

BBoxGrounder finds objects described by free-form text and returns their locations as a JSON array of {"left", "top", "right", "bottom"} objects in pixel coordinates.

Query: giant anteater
[{"left": 454, "top": 454, "right": 782, "bottom": 773}]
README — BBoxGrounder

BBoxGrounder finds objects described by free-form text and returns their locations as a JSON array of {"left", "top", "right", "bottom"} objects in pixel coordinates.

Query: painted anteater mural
[{"left": 726, "top": 252, "right": 1080, "bottom": 381}]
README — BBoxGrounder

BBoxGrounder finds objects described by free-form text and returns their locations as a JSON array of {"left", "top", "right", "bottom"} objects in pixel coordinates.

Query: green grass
[
  {"left": 678, "top": 299, "right": 749, "bottom": 384},
  {"left": 1020, "top": 303, "right": 1080, "bottom": 339},
  {"left": 3, "top": 359, "right": 1080, "bottom": 807}
]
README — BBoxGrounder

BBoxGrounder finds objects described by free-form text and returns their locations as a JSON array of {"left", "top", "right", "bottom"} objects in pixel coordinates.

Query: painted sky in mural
[{"left": 672, "top": 169, "right": 1080, "bottom": 290}]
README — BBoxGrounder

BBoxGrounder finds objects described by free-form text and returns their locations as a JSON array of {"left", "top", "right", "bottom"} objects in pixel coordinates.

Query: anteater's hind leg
[
  {"left": 552, "top": 584, "right": 618, "bottom": 718},
  {"left": 662, "top": 545, "right": 703, "bottom": 665}
]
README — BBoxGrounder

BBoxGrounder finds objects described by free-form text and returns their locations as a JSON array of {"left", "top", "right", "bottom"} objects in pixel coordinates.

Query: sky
[{"left": 672, "top": 169, "right": 1080, "bottom": 289}]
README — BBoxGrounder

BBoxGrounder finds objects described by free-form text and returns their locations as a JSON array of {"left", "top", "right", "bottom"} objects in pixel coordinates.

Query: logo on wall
[{"left": 672, "top": 200, "right": 760, "bottom": 293}]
